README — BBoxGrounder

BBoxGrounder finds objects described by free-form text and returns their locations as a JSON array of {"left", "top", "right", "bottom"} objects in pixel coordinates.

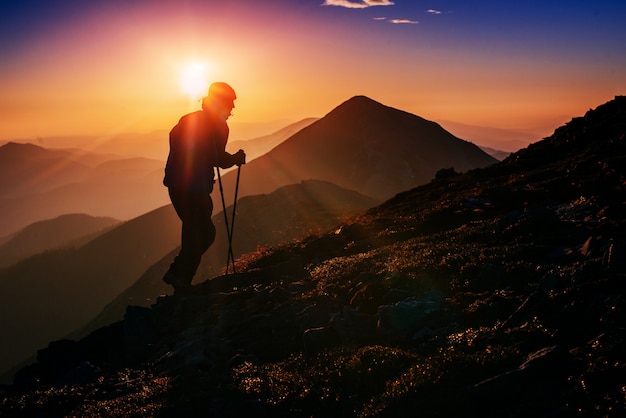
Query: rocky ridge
[{"left": 1, "top": 96, "right": 625, "bottom": 417}]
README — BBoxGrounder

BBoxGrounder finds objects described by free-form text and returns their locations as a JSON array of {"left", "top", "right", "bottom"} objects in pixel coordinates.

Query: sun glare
[{"left": 179, "top": 61, "right": 211, "bottom": 100}]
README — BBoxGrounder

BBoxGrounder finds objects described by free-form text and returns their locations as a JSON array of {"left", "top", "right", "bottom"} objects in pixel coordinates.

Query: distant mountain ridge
[
  {"left": 477, "top": 145, "right": 511, "bottom": 161},
  {"left": 0, "top": 97, "right": 496, "bottom": 236},
  {"left": 0, "top": 214, "right": 119, "bottom": 268},
  {"left": 0, "top": 142, "right": 91, "bottom": 199},
  {"left": 438, "top": 119, "right": 543, "bottom": 152},
  {"left": 0, "top": 204, "right": 182, "bottom": 377},
  {"left": 216, "top": 96, "right": 497, "bottom": 203},
  {"left": 0, "top": 142, "right": 169, "bottom": 236},
  {"left": 0, "top": 131, "right": 170, "bottom": 161}
]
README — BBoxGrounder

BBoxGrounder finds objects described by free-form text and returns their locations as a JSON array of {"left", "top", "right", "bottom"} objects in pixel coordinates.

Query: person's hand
[{"left": 235, "top": 149, "right": 246, "bottom": 166}]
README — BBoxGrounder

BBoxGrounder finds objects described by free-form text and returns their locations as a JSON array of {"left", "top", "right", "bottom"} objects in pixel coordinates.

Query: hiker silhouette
[{"left": 163, "top": 82, "right": 246, "bottom": 291}]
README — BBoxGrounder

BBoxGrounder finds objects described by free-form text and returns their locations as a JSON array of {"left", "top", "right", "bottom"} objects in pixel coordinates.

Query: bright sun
[{"left": 179, "top": 61, "right": 211, "bottom": 100}]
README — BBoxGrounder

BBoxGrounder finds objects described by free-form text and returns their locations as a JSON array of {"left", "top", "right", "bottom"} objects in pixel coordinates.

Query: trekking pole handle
[{"left": 236, "top": 149, "right": 246, "bottom": 166}]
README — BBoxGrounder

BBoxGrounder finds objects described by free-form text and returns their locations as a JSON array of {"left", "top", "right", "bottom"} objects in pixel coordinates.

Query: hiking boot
[{"left": 162, "top": 270, "right": 192, "bottom": 291}]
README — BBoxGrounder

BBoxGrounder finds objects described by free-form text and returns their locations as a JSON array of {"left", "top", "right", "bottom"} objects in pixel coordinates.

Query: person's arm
[{"left": 217, "top": 148, "right": 246, "bottom": 168}]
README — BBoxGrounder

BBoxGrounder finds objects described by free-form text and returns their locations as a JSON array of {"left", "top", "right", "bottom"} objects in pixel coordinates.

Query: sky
[{"left": 1, "top": 0, "right": 625, "bottom": 146}]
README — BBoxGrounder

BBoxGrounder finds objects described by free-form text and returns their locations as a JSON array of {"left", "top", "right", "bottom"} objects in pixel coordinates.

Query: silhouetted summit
[
  {"left": 0, "top": 142, "right": 50, "bottom": 158},
  {"left": 2, "top": 96, "right": 624, "bottom": 417},
  {"left": 216, "top": 96, "right": 497, "bottom": 202},
  {"left": 321, "top": 95, "right": 421, "bottom": 123}
]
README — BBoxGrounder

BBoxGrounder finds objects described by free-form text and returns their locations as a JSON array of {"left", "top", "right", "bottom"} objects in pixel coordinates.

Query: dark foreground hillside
[{"left": 1, "top": 96, "right": 625, "bottom": 417}]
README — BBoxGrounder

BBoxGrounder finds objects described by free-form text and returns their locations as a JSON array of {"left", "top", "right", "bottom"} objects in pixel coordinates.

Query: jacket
[{"left": 163, "top": 109, "right": 237, "bottom": 193}]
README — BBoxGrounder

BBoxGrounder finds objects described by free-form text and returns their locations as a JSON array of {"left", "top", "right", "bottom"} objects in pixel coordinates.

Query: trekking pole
[
  {"left": 216, "top": 167, "right": 235, "bottom": 274},
  {"left": 227, "top": 164, "right": 242, "bottom": 274}
]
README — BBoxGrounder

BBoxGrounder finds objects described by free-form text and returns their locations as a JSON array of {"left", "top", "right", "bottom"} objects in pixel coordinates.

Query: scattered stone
[{"left": 377, "top": 292, "right": 443, "bottom": 336}]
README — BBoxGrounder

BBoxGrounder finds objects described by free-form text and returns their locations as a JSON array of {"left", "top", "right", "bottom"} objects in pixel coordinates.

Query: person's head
[{"left": 202, "top": 82, "right": 236, "bottom": 121}]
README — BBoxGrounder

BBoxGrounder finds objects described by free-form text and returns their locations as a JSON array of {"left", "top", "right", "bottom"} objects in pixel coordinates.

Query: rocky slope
[
  {"left": 70, "top": 179, "right": 380, "bottom": 339},
  {"left": 1, "top": 96, "right": 624, "bottom": 417}
]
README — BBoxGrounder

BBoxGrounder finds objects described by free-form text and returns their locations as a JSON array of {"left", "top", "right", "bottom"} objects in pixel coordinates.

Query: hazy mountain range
[
  {"left": 438, "top": 119, "right": 545, "bottom": 153},
  {"left": 0, "top": 95, "right": 499, "bottom": 380},
  {"left": 0, "top": 214, "right": 119, "bottom": 268},
  {"left": 2, "top": 116, "right": 523, "bottom": 160},
  {"left": 0, "top": 119, "right": 317, "bottom": 238},
  {"left": 1, "top": 131, "right": 171, "bottom": 161},
  {"left": 0, "top": 143, "right": 169, "bottom": 237},
  {"left": 0, "top": 98, "right": 509, "bottom": 238},
  {"left": 0, "top": 204, "right": 182, "bottom": 377}
]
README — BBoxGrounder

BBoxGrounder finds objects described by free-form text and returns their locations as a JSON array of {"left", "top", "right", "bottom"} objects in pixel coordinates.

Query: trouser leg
[{"left": 167, "top": 188, "right": 215, "bottom": 284}]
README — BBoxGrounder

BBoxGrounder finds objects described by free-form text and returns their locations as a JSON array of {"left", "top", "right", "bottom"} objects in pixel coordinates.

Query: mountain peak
[
  {"left": 343, "top": 95, "right": 382, "bottom": 106},
  {"left": 216, "top": 95, "right": 497, "bottom": 202},
  {"left": 326, "top": 95, "right": 391, "bottom": 117},
  {"left": 0, "top": 141, "right": 47, "bottom": 157}
]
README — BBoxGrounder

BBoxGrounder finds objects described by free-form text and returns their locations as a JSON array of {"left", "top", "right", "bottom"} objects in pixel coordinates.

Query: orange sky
[{"left": 1, "top": 1, "right": 624, "bottom": 147}]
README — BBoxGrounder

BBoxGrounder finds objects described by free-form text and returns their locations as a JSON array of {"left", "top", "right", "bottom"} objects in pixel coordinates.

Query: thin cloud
[
  {"left": 322, "top": 0, "right": 394, "bottom": 9},
  {"left": 426, "top": 9, "right": 442, "bottom": 15},
  {"left": 373, "top": 16, "right": 419, "bottom": 25},
  {"left": 389, "top": 18, "right": 419, "bottom": 24}
]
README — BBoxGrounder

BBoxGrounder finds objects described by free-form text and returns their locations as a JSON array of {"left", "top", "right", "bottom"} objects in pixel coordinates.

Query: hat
[{"left": 207, "top": 82, "right": 236, "bottom": 103}]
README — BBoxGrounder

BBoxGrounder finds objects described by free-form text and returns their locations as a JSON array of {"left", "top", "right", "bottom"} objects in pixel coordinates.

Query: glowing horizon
[{"left": 1, "top": 0, "right": 624, "bottom": 144}]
